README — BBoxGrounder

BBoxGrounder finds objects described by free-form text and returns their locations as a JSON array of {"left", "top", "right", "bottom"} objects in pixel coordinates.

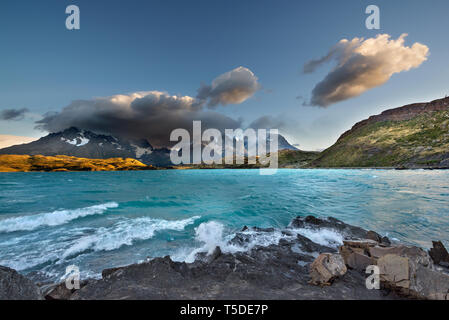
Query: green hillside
[
  {"left": 277, "top": 149, "right": 320, "bottom": 168},
  {"left": 312, "top": 97, "right": 449, "bottom": 168}
]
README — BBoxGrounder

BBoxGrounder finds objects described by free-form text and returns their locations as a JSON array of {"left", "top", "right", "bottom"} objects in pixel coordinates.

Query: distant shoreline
[{"left": 1, "top": 153, "right": 448, "bottom": 173}]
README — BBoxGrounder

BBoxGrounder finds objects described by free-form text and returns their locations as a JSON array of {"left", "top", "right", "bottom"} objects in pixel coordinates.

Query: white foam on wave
[
  {"left": 62, "top": 215, "right": 200, "bottom": 259},
  {"left": 178, "top": 221, "right": 298, "bottom": 263},
  {"left": 0, "top": 202, "right": 119, "bottom": 233},
  {"left": 294, "top": 228, "right": 344, "bottom": 247},
  {"left": 179, "top": 221, "right": 227, "bottom": 263},
  {"left": 175, "top": 221, "right": 344, "bottom": 263}
]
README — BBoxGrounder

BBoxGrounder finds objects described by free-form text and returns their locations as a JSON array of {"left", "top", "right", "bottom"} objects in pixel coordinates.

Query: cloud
[
  {"left": 249, "top": 115, "right": 286, "bottom": 130},
  {"left": 197, "top": 66, "right": 261, "bottom": 108},
  {"left": 36, "top": 91, "right": 243, "bottom": 147},
  {"left": 0, "top": 108, "right": 29, "bottom": 121},
  {"left": 36, "top": 67, "right": 264, "bottom": 147},
  {"left": 304, "top": 34, "right": 429, "bottom": 107}
]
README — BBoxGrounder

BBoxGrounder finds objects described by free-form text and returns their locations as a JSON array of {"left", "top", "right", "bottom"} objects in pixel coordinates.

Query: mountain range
[
  {"left": 0, "top": 127, "right": 298, "bottom": 167},
  {"left": 1, "top": 96, "right": 448, "bottom": 169}
]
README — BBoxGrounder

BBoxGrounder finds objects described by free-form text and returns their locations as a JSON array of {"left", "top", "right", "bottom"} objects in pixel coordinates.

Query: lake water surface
[{"left": 0, "top": 169, "right": 448, "bottom": 281}]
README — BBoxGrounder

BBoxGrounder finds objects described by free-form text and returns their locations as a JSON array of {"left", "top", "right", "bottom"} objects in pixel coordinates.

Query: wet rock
[
  {"left": 381, "top": 236, "right": 391, "bottom": 246},
  {"left": 102, "top": 266, "right": 124, "bottom": 279},
  {"left": 251, "top": 227, "right": 275, "bottom": 233},
  {"left": 72, "top": 228, "right": 392, "bottom": 300},
  {"left": 290, "top": 215, "right": 368, "bottom": 239},
  {"left": 0, "top": 265, "right": 42, "bottom": 300},
  {"left": 343, "top": 240, "right": 378, "bottom": 250},
  {"left": 366, "top": 230, "right": 382, "bottom": 243},
  {"left": 205, "top": 246, "right": 222, "bottom": 264},
  {"left": 428, "top": 241, "right": 449, "bottom": 266},
  {"left": 309, "top": 253, "right": 347, "bottom": 285},
  {"left": 296, "top": 234, "right": 336, "bottom": 254}
]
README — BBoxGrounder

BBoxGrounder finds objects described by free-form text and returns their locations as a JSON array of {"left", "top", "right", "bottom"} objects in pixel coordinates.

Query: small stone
[
  {"left": 309, "top": 253, "right": 347, "bottom": 285},
  {"left": 381, "top": 236, "right": 391, "bottom": 246}
]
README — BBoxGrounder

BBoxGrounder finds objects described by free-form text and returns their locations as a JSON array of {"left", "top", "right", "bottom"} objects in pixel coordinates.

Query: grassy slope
[
  {"left": 277, "top": 149, "right": 320, "bottom": 168},
  {"left": 0, "top": 155, "right": 154, "bottom": 172},
  {"left": 312, "top": 110, "right": 449, "bottom": 168},
  {"left": 174, "top": 149, "right": 320, "bottom": 169}
]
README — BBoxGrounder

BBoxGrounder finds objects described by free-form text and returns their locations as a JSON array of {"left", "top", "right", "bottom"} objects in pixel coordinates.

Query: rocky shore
[{"left": 1, "top": 216, "right": 448, "bottom": 300}]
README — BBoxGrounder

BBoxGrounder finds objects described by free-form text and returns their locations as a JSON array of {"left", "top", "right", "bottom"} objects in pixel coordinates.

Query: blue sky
[{"left": 1, "top": 0, "right": 449, "bottom": 150}]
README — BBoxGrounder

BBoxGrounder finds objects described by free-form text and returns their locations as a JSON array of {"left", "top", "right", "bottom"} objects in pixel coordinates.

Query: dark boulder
[
  {"left": 290, "top": 215, "right": 368, "bottom": 239},
  {"left": 366, "top": 230, "right": 382, "bottom": 243},
  {"left": 43, "top": 280, "right": 89, "bottom": 300},
  {"left": 428, "top": 241, "right": 449, "bottom": 266}
]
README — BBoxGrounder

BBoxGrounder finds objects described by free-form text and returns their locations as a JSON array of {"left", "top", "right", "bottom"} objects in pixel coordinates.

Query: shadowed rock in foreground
[
  {"left": 69, "top": 216, "right": 404, "bottom": 300},
  {"left": 3, "top": 215, "right": 448, "bottom": 300}
]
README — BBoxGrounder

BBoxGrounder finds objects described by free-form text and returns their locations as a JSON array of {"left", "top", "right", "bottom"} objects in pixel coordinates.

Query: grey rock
[{"left": 0, "top": 265, "right": 42, "bottom": 300}]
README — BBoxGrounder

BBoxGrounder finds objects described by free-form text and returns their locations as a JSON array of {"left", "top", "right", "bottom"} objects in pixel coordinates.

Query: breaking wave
[
  {"left": 176, "top": 221, "right": 344, "bottom": 263},
  {"left": 0, "top": 202, "right": 119, "bottom": 233},
  {"left": 62, "top": 215, "right": 200, "bottom": 259}
]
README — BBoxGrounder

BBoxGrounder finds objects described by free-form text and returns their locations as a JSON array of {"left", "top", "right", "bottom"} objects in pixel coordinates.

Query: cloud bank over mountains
[
  {"left": 36, "top": 67, "right": 265, "bottom": 147},
  {"left": 304, "top": 34, "right": 429, "bottom": 107}
]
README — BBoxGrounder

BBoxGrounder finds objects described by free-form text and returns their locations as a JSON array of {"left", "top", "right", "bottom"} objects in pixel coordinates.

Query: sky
[{"left": 1, "top": 0, "right": 449, "bottom": 150}]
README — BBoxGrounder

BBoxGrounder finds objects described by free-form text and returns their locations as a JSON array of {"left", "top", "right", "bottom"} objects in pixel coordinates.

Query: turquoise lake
[{"left": 0, "top": 169, "right": 448, "bottom": 281}]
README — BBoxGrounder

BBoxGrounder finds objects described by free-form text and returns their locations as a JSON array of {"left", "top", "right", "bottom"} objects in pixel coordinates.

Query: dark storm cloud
[
  {"left": 35, "top": 91, "right": 243, "bottom": 147},
  {"left": 35, "top": 67, "right": 268, "bottom": 147},
  {"left": 0, "top": 108, "right": 29, "bottom": 121}
]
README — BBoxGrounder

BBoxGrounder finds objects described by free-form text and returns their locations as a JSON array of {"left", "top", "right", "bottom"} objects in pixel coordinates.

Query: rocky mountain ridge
[
  {"left": 339, "top": 96, "right": 449, "bottom": 141},
  {"left": 0, "top": 127, "right": 172, "bottom": 166},
  {"left": 311, "top": 96, "right": 449, "bottom": 168},
  {"left": 0, "top": 127, "right": 298, "bottom": 167}
]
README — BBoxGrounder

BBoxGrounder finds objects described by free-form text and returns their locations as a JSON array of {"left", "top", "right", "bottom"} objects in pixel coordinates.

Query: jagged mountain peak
[
  {"left": 0, "top": 126, "right": 297, "bottom": 167},
  {"left": 0, "top": 128, "right": 167, "bottom": 165}
]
